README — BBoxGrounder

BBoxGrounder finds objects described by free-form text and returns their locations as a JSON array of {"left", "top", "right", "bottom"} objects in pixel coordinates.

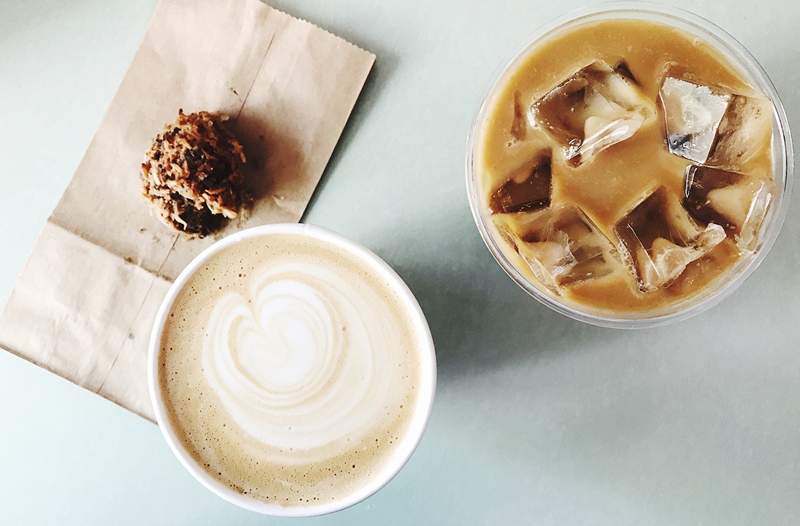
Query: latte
[{"left": 158, "top": 232, "right": 428, "bottom": 508}]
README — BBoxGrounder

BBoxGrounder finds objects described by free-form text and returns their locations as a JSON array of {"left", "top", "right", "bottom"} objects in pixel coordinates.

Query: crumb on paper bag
[{"left": 140, "top": 109, "right": 249, "bottom": 237}]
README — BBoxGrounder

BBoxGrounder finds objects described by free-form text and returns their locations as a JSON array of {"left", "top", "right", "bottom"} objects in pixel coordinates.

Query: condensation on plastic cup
[
  {"left": 465, "top": 2, "right": 794, "bottom": 329},
  {"left": 147, "top": 223, "right": 437, "bottom": 517}
]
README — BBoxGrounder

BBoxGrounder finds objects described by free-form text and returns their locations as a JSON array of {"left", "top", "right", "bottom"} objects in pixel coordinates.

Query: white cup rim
[{"left": 147, "top": 223, "right": 437, "bottom": 517}]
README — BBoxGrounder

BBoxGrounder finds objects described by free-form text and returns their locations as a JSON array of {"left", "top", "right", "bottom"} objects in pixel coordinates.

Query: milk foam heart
[
  {"left": 203, "top": 263, "right": 396, "bottom": 458},
  {"left": 159, "top": 233, "right": 424, "bottom": 506}
]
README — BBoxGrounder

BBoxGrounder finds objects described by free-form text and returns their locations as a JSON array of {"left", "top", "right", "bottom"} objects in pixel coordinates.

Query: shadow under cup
[
  {"left": 147, "top": 224, "right": 437, "bottom": 517},
  {"left": 465, "top": 3, "right": 794, "bottom": 329}
]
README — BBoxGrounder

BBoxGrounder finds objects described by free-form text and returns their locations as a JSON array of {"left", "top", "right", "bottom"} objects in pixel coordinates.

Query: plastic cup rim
[{"left": 464, "top": 2, "right": 794, "bottom": 329}]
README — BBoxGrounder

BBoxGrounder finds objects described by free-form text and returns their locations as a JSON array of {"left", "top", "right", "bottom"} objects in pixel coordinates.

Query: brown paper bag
[{"left": 0, "top": 0, "right": 374, "bottom": 420}]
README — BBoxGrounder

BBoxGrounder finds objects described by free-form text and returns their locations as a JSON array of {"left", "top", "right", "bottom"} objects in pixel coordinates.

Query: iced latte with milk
[{"left": 475, "top": 17, "right": 778, "bottom": 315}]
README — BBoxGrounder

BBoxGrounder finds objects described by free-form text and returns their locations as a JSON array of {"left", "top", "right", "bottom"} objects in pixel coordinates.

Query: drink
[
  {"left": 468, "top": 10, "right": 789, "bottom": 322},
  {"left": 150, "top": 226, "right": 435, "bottom": 514}
]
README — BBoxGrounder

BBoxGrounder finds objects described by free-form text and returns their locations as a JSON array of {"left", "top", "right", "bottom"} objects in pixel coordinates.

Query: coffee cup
[{"left": 148, "top": 223, "right": 436, "bottom": 516}]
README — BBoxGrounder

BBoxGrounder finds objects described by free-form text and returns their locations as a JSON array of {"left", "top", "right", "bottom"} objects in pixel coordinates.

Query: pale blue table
[{"left": 2, "top": 1, "right": 800, "bottom": 524}]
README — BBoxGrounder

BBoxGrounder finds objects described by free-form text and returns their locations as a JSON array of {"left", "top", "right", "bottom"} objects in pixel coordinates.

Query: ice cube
[
  {"left": 489, "top": 156, "right": 551, "bottom": 214},
  {"left": 615, "top": 187, "right": 726, "bottom": 291},
  {"left": 531, "top": 61, "right": 653, "bottom": 165},
  {"left": 708, "top": 94, "right": 773, "bottom": 170},
  {"left": 659, "top": 77, "right": 730, "bottom": 164},
  {"left": 684, "top": 165, "right": 774, "bottom": 251},
  {"left": 659, "top": 77, "right": 772, "bottom": 170},
  {"left": 510, "top": 91, "right": 527, "bottom": 142},
  {"left": 495, "top": 205, "right": 618, "bottom": 293}
]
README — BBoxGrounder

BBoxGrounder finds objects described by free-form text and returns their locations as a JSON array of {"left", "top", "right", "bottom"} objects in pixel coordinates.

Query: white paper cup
[{"left": 148, "top": 224, "right": 437, "bottom": 517}]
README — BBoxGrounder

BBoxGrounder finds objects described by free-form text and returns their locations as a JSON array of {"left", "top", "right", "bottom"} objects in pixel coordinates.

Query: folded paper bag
[{"left": 0, "top": 0, "right": 375, "bottom": 420}]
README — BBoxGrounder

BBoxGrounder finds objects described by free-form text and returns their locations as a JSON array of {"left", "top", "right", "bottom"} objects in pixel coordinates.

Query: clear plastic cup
[{"left": 465, "top": 2, "right": 794, "bottom": 329}]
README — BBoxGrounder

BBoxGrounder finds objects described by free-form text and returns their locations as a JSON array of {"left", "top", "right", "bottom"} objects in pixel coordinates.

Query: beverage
[
  {"left": 151, "top": 226, "right": 435, "bottom": 514},
  {"left": 468, "top": 9, "right": 790, "bottom": 322}
]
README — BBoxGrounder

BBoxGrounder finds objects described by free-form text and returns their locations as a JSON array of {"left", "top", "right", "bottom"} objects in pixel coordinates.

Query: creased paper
[{"left": 0, "top": 0, "right": 375, "bottom": 420}]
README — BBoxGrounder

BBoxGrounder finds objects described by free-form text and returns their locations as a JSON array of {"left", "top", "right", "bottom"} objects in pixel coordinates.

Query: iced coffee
[{"left": 475, "top": 18, "right": 778, "bottom": 314}]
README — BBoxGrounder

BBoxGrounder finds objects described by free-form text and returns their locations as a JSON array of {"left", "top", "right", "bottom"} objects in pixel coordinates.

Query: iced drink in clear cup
[{"left": 466, "top": 4, "right": 793, "bottom": 328}]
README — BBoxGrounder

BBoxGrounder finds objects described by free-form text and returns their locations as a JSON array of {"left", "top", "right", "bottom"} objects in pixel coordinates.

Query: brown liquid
[{"left": 477, "top": 19, "right": 774, "bottom": 314}]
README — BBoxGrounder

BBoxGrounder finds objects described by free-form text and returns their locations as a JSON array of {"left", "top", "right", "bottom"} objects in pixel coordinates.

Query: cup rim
[
  {"left": 465, "top": 1, "right": 794, "bottom": 329},
  {"left": 147, "top": 223, "right": 437, "bottom": 517}
]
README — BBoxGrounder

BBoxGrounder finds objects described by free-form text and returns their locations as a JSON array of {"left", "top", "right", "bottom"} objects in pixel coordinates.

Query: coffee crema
[{"left": 159, "top": 234, "right": 423, "bottom": 507}]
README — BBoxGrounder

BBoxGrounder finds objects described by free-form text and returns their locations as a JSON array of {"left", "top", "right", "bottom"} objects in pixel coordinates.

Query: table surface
[{"left": 2, "top": 0, "right": 799, "bottom": 524}]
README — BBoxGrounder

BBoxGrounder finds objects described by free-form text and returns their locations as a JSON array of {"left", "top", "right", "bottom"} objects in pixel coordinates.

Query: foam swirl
[{"left": 202, "top": 260, "right": 397, "bottom": 461}]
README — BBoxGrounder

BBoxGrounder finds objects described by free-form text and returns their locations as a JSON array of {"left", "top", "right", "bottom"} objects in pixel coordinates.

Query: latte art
[
  {"left": 203, "top": 263, "right": 397, "bottom": 458},
  {"left": 159, "top": 233, "right": 426, "bottom": 507}
]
